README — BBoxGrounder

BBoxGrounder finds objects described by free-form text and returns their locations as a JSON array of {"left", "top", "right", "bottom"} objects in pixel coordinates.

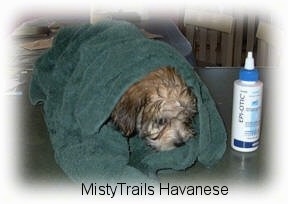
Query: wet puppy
[{"left": 111, "top": 67, "right": 197, "bottom": 151}]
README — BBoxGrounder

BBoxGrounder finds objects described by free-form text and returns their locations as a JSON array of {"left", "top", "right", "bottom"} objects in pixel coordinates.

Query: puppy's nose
[{"left": 174, "top": 139, "right": 185, "bottom": 147}]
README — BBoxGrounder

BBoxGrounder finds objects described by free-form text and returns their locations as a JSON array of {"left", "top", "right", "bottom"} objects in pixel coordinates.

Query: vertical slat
[
  {"left": 208, "top": 30, "right": 217, "bottom": 64},
  {"left": 256, "top": 39, "right": 267, "bottom": 67},
  {"left": 246, "top": 15, "right": 256, "bottom": 52},
  {"left": 225, "top": 31, "right": 234, "bottom": 66},
  {"left": 221, "top": 31, "right": 234, "bottom": 66},
  {"left": 185, "top": 25, "right": 195, "bottom": 49},
  {"left": 221, "top": 33, "right": 227, "bottom": 66},
  {"left": 267, "top": 46, "right": 272, "bottom": 66},
  {"left": 194, "top": 27, "right": 200, "bottom": 61},
  {"left": 216, "top": 33, "right": 222, "bottom": 65},
  {"left": 267, "top": 46, "right": 277, "bottom": 67},
  {"left": 233, "top": 16, "right": 244, "bottom": 66},
  {"left": 199, "top": 27, "right": 207, "bottom": 62},
  {"left": 220, "top": 13, "right": 234, "bottom": 67}
]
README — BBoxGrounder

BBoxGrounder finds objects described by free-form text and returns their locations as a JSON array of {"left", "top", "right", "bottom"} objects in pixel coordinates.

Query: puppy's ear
[{"left": 111, "top": 91, "right": 146, "bottom": 136}]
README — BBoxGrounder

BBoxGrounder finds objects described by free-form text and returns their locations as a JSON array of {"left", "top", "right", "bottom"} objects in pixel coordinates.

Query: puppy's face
[
  {"left": 137, "top": 97, "right": 196, "bottom": 151},
  {"left": 111, "top": 67, "right": 197, "bottom": 151}
]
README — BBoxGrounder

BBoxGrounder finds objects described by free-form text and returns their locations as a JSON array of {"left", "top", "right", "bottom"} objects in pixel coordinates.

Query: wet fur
[{"left": 111, "top": 67, "right": 197, "bottom": 151}]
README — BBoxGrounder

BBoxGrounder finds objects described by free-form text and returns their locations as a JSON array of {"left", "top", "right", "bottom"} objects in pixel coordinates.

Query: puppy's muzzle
[{"left": 174, "top": 138, "right": 185, "bottom": 147}]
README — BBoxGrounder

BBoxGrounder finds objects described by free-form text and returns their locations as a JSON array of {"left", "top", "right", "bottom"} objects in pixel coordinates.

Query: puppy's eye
[{"left": 156, "top": 118, "right": 167, "bottom": 126}]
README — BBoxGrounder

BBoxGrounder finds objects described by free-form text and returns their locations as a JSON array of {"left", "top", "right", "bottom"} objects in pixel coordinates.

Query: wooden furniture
[{"left": 183, "top": 9, "right": 280, "bottom": 67}]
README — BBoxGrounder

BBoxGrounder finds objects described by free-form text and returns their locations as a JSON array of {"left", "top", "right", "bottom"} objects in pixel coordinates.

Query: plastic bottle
[{"left": 231, "top": 52, "right": 263, "bottom": 152}]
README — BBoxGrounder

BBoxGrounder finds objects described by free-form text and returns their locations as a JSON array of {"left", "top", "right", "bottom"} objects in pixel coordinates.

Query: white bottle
[{"left": 231, "top": 52, "right": 263, "bottom": 152}]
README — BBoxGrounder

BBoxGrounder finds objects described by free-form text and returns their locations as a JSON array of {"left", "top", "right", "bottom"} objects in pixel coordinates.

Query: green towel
[{"left": 29, "top": 20, "right": 226, "bottom": 182}]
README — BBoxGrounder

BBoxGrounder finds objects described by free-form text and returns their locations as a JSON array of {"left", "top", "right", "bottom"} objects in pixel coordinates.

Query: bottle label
[{"left": 231, "top": 82, "right": 263, "bottom": 149}]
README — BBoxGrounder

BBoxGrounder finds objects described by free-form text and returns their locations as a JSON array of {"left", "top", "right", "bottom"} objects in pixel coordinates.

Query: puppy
[{"left": 111, "top": 67, "right": 197, "bottom": 151}]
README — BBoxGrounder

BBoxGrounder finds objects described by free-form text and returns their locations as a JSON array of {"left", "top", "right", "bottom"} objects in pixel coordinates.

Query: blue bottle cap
[{"left": 239, "top": 68, "right": 259, "bottom": 81}]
